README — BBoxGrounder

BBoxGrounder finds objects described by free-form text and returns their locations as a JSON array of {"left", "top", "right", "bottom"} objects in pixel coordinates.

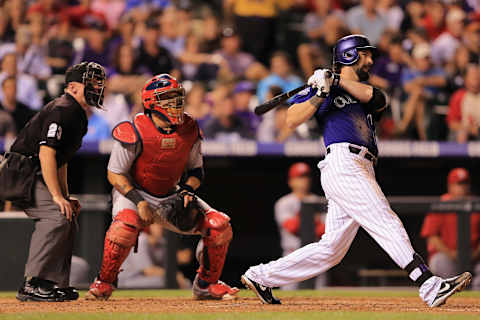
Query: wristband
[{"left": 125, "top": 189, "right": 144, "bottom": 205}]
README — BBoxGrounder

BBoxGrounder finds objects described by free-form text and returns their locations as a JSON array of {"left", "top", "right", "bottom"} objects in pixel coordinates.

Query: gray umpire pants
[{"left": 23, "top": 178, "right": 75, "bottom": 287}]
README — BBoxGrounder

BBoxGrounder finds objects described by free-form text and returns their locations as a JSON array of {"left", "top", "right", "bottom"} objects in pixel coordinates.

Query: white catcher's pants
[{"left": 246, "top": 143, "right": 442, "bottom": 304}]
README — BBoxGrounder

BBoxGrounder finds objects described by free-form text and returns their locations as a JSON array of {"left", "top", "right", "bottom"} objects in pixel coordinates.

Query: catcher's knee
[
  {"left": 107, "top": 209, "right": 142, "bottom": 247},
  {"left": 202, "top": 210, "right": 233, "bottom": 246}
]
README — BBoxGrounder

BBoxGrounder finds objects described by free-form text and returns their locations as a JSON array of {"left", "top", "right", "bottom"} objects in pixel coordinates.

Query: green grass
[{"left": 1, "top": 289, "right": 479, "bottom": 320}]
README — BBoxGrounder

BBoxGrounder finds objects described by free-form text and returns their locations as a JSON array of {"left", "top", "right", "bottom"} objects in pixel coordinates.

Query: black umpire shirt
[{"left": 11, "top": 93, "right": 88, "bottom": 168}]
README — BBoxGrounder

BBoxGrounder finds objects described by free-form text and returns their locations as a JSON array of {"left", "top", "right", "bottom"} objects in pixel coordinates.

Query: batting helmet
[
  {"left": 142, "top": 74, "right": 185, "bottom": 125},
  {"left": 333, "top": 34, "right": 377, "bottom": 67}
]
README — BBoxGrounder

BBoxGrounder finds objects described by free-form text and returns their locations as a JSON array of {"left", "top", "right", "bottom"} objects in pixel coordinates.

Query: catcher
[{"left": 86, "top": 74, "right": 239, "bottom": 300}]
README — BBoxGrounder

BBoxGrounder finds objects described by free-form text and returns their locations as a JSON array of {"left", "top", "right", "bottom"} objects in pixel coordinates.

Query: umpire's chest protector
[{"left": 131, "top": 113, "right": 198, "bottom": 196}]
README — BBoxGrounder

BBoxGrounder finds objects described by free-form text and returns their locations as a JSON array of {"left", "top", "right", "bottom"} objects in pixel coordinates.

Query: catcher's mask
[
  {"left": 65, "top": 61, "right": 106, "bottom": 109},
  {"left": 142, "top": 74, "right": 185, "bottom": 125}
]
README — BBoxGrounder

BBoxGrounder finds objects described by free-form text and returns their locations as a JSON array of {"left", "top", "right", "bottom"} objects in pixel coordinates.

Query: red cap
[
  {"left": 288, "top": 162, "right": 311, "bottom": 179},
  {"left": 448, "top": 168, "right": 470, "bottom": 184}
]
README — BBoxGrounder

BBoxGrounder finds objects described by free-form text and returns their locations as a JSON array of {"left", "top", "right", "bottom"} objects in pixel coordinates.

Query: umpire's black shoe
[
  {"left": 16, "top": 277, "right": 65, "bottom": 302},
  {"left": 241, "top": 274, "right": 281, "bottom": 304},
  {"left": 430, "top": 272, "right": 472, "bottom": 307},
  {"left": 54, "top": 287, "right": 79, "bottom": 301}
]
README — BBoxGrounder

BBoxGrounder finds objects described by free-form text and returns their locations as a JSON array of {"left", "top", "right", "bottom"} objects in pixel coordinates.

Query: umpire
[{"left": 11, "top": 62, "right": 106, "bottom": 302}]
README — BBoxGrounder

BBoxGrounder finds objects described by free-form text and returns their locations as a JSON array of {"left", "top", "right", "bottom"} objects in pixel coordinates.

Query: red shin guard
[
  {"left": 98, "top": 209, "right": 143, "bottom": 283},
  {"left": 197, "top": 210, "right": 233, "bottom": 284}
]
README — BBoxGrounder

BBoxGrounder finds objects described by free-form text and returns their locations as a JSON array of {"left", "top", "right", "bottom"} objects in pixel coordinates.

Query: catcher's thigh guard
[
  {"left": 197, "top": 210, "right": 233, "bottom": 283},
  {"left": 99, "top": 209, "right": 143, "bottom": 283}
]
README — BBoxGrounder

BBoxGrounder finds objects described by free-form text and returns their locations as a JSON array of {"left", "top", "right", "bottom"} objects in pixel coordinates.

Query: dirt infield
[{"left": 1, "top": 296, "right": 479, "bottom": 314}]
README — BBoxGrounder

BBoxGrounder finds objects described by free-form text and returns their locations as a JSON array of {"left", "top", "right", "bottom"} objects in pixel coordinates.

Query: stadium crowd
[{"left": 0, "top": 0, "right": 479, "bottom": 142}]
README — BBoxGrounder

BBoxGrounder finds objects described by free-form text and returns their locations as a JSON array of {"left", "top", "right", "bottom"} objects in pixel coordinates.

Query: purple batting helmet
[{"left": 333, "top": 34, "right": 377, "bottom": 67}]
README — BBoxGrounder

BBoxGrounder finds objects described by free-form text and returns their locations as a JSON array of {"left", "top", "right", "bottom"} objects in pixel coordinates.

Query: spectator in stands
[
  {"left": 398, "top": 43, "right": 447, "bottom": 140},
  {"left": 79, "top": 20, "right": 112, "bottom": 71},
  {"left": 214, "top": 27, "right": 267, "bottom": 81},
  {"left": 431, "top": 8, "right": 466, "bottom": 66},
  {"left": 447, "top": 64, "right": 480, "bottom": 143},
  {"left": 13, "top": 24, "right": 51, "bottom": 79},
  {"left": 419, "top": 1, "right": 445, "bottom": 41},
  {"left": 60, "top": 0, "right": 108, "bottom": 32},
  {"left": 179, "top": 33, "right": 225, "bottom": 82},
  {"left": 257, "top": 51, "right": 303, "bottom": 103},
  {"left": 27, "top": 0, "right": 64, "bottom": 29},
  {"left": 346, "top": 0, "right": 388, "bottom": 45},
  {"left": 421, "top": 168, "right": 480, "bottom": 290},
  {"left": 224, "top": 0, "right": 291, "bottom": 64},
  {"left": 110, "top": 13, "right": 140, "bottom": 54},
  {"left": 199, "top": 13, "right": 222, "bottom": 54},
  {"left": 46, "top": 20, "right": 75, "bottom": 75},
  {"left": 233, "top": 80, "right": 259, "bottom": 133},
  {"left": 445, "top": 45, "right": 472, "bottom": 94},
  {"left": 0, "top": 24, "right": 51, "bottom": 79},
  {"left": 399, "top": 1, "right": 425, "bottom": 34},
  {"left": 0, "top": 76, "right": 36, "bottom": 133},
  {"left": 377, "top": 0, "right": 403, "bottom": 32},
  {"left": 91, "top": 0, "right": 125, "bottom": 30},
  {"left": 0, "top": 52, "right": 42, "bottom": 110},
  {"left": 184, "top": 83, "right": 211, "bottom": 127},
  {"left": 137, "top": 18, "right": 178, "bottom": 78},
  {"left": 159, "top": 7, "right": 187, "bottom": 59},
  {"left": 203, "top": 86, "right": 253, "bottom": 141},
  {"left": 0, "top": 109, "right": 16, "bottom": 138},
  {"left": 4, "top": 0, "right": 26, "bottom": 32},
  {"left": 370, "top": 35, "right": 407, "bottom": 95},
  {"left": 108, "top": 43, "right": 148, "bottom": 98},
  {"left": 118, "top": 223, "right": 191, "bottom": 289},
  {"left": 297, "top": 0, "right": 346, "bottom": 77},
  {"left": 83, "top": 106, "right": 111, "bottom": 142},
  {"left": 274, "top": 162, "right": 326, "bottom": 289},
  {"left": 464, "top": 20, "right": 480, "bottom": 64},
  {"left": 0, "top": 8, "right": 15, "bottom": 43}
]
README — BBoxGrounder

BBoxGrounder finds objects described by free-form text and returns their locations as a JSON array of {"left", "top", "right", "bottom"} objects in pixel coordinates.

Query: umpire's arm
[{"left": 39, "top": 145, "right": 73, "bottom": 220}]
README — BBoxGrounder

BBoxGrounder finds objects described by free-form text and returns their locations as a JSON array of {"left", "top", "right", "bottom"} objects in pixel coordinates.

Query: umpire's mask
[{"left": 65, "top": 61, "right": 106, "bottom": 109}]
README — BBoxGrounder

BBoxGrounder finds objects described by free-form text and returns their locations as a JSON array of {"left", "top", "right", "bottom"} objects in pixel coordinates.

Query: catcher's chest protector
[{"left": 132, "top": 113, "right": 198, "bottom": 196}]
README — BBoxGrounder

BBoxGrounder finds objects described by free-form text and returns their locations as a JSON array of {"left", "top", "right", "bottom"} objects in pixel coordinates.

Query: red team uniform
[{"left": 86, "top": 74, "right": 238, "bottom": 300}]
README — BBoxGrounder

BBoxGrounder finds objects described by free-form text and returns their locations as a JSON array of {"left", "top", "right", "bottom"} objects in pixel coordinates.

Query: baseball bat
[{"left": 254, "top": 71, "right": 332, "bottom": 116}]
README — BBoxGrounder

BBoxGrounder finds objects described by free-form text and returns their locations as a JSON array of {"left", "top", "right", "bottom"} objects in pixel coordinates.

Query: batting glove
[{"left": 308, "top": 69, "right": 331, "bottom": 97}]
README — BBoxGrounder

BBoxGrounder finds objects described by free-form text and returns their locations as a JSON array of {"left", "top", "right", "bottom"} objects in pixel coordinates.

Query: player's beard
[{"left": 356, "top": 68, "right": 370, "bottom": 82}]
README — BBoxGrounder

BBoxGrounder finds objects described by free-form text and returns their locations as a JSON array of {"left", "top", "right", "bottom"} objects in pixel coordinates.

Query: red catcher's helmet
[{"left": 142, "top": 74, "right": 186, "bottom": 125}]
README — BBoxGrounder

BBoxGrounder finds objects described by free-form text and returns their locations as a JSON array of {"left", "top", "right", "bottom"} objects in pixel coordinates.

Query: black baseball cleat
[
  {"left": 16, "top": 277, "right": 65, "bottom": 302},
  {"left": 241, "top": 274, "right": 281, "bottom": 304},
  {"left": 54, "top": 287, "right": 79, "bottom": 301},
  {"left": 430, "top": 272, "right": 472, "bottom": 307}
]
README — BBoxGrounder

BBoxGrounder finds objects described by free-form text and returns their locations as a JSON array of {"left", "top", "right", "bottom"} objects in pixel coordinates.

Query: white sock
[{"left": 419, "top": 276, "right": 443, "bottom": 306}]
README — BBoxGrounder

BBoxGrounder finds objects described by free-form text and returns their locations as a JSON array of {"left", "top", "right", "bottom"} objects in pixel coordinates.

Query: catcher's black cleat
[
  {"left": 241, "top": 275, "right": 281, "bottom": 305},
  {"left": 430, "top": 272, "right": 472, "bottom": 307},
  {"left": 54, "top": 287, "right": 79, "bottom": 301},
  {"left": 16, "top": 277, "right": 65, "bottom": 302}
]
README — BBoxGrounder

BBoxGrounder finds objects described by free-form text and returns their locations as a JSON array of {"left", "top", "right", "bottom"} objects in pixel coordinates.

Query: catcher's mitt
[{"left": 166, "top": 190, "right": 203, "bottom": 232}]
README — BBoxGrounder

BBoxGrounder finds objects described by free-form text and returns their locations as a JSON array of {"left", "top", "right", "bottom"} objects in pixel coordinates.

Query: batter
[{"left": 241, "top": 35, "right": 471, "bottom": 308}]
